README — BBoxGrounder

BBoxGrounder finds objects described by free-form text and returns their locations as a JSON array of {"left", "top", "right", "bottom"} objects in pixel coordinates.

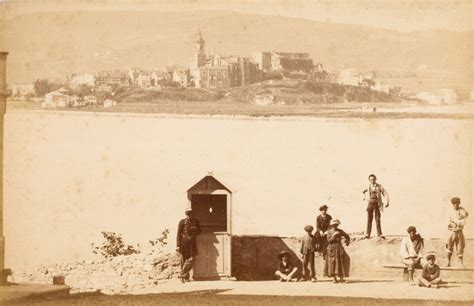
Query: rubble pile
[{"left": 10, "top": 250, "right": 181, "bottom": 294}]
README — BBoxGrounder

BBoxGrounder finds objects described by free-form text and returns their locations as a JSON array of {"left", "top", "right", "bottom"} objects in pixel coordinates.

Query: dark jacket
[
  {"left": 316, "top": 214, "right": 332, "bottom": 234},
  {"left": 277, "top": 260, "right": 294, "bottom": 275},
  {"left": 300, "top": 233, "right": 316, "bottom": 255},
  {"left": 176, "top": 217, "right": 201, "bottom": 259},
  {"left": 327, "top": 228, "right": 350, "bottom": 246},
  {"left": 422, "top": 263, "right": 440, "bottom": 281}
]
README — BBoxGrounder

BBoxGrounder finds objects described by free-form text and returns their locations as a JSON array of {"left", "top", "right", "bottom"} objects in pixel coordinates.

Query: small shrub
[
  {"left": 149, "top": 229, "right": 170, "bottom": 248},
  {"left": 91, "top": 231, "right": 140, "bottom": 258}
]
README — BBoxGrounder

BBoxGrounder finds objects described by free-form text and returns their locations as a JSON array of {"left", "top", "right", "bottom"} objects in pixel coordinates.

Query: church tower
[{"left": 191, "top": 31, "right": 206, "bottom": 70}]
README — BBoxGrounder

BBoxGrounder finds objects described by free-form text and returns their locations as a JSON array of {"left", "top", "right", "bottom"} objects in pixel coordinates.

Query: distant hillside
[
  {"left": 1, "top": 10, "right": 472, "bottom": 91},
  {"left": 102, "top": 79, "right": 399, "bottom": 105}
]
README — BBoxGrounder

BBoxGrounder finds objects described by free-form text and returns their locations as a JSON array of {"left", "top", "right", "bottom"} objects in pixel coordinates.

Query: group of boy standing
[
  {"left": 399, "top": 196, "right": 469, "bottom": 287},
  {"left": 275, "top": 174, "right": 469, "bottom": 288},
  {"left": 276, "top": 204, "right": 351, "bottom": 283}
]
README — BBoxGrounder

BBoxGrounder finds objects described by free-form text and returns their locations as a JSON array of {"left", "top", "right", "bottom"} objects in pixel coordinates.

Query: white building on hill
[
  {"left": 338, "top": 69, "right": 361, "bottom": 86},
  {"left": 417, "top": 89, "right": 457, "bottom": 105},
  {"left": 439, "top": 89, "right": 457, "bottom": 104},
  {"left": 42, "top": 87, "right": 72, "bottom": 108},
  {"left": 68, "top": 73, "right": 95, "bottom": 88},
  {"left": 416, "top": 91, "right": 442, "bottom": 105},
  {"left": 11, "top": 83, "right": 35, "bottom": 97}
]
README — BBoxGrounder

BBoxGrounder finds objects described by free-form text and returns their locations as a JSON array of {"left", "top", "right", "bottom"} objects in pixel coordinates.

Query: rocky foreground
[{"left": 10, "top": 250, "right": 181, "bottom": 294}]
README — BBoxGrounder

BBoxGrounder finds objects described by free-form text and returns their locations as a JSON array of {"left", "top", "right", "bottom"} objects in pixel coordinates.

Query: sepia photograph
[{"left": 0, "top": 0, "right": 472, "bottom": 305}]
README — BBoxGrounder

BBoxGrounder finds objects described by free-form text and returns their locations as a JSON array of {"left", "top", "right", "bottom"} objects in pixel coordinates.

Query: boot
[{"left": 447, "top": 253, "right": 452, "bottom": 267}]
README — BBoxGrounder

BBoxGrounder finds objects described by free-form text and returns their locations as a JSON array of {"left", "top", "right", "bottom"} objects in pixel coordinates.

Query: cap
[
  {"left": 330, "top": 219, "right": 341, "bottom": 226},
  {"left": 451, "top": 197, "right": 461, "bottom": 205},
  {"left": 304, "top": 225, "right": 314, "bottom": 232},
  {"left": 319, "top": 205, "right": 328, "bottom": 211},
  {"left": 407, "top": 226, "right": 416, "bottom": 233}
]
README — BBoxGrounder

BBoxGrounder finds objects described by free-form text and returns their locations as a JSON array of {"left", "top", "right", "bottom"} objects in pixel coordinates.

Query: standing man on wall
[
  {"left": 363, "top": 174, "right": 390, "bottom": 239},
  {"left": 176, "top": 207, "right": 201, "bottom": 283},
  {"left": 315, "top": 205, "right": 332, "bottom": 277},
  {"left": 446, "top": 197, "right": 469, "bottom": 267}
]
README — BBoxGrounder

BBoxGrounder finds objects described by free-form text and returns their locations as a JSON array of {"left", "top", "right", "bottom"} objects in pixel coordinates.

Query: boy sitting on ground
[
  {"left": 418, "top": 254, "right": 442, "bottom": 288},
  {"left": 275, "top": 251, "right": 298, "bottom": 282}
]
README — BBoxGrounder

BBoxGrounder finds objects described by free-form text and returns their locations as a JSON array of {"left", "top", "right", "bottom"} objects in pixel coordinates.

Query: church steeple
[{"left": 191, "top": 30, "right": 206, "bottom": 69}]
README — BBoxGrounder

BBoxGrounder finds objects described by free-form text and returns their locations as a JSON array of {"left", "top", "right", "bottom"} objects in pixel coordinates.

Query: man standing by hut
[
  {"left": 176, "top": 208, "right": 201, "bottom": 283},
  {"left": 363, "top": 174, "right": 390, "bottom": 239},
  {"left": 446, "top": 197, "right": 469, "bottom": 267}
]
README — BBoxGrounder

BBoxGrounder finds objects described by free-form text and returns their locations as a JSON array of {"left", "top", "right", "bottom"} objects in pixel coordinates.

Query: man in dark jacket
[
  {"left": 176, "top": 208, "right": 201, "bottom": 283},
  {"left": 300, "top": 225, "right": 317, "bottom": 282},
  {"left": 315, "top": 205, "right": 332, "bottom": 277}
]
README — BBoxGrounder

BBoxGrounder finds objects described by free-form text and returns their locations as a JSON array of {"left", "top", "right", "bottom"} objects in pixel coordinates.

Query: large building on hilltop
[
  {"left": 190, "top": 32, "right": 259, "bottom": 89},
  {"left": 252, "top": 51, "right": 313, "bottom": 73}
]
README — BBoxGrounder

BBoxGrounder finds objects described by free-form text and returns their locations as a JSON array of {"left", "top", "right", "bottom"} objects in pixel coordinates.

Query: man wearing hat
[
  {"left": 400, "top": 226, "right": 424, "bottom": 284},
  {"left": 315, "top": 205, "right": 332, "bottom": 276},
  {"left": 316, "top": 205, "right": 332, "bottom": 237},
  {"left": 275, "top": 251, "right": 298, "bottom": 282},
  {"left": 446, "top": 197, "right": 469, "bottom": 267},
  {"left": 362, "top": 174, "right": 390, "bottom": 239},
  {"left": 300, "top": 225, "right": 317, "bottom": 282},
  {"left": 176, "top": 207, "right": 201, "bottom": 283}
]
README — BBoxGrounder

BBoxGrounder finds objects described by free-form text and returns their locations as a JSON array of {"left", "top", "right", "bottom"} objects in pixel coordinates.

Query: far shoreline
[{"left": 5, "top": 107, "right": 474, "bottom": 121}]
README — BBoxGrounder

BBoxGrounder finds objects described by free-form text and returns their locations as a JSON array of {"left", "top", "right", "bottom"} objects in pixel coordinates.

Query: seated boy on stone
[
  {"left": 275, "top": 251, "right": 298, "bottom": 282},
  {"left": 418, "top": 254, "right": 442, "bottom": 288}
]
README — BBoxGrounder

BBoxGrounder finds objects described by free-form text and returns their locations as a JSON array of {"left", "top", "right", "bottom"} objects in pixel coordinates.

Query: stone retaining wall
[
  {"left": 10, "top": 250, "right": 181, "bottom": 294},
  {"left": 10, "top": 236, "right": 473, "bottom": 294},
  {"left": 231, "top": 236, "right": 474, "bottom": 281}
]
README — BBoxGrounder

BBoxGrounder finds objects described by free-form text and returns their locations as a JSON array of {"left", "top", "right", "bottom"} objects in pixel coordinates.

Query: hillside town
[{"left": 8, "top": 31, "right": 469, "bottom": 109}]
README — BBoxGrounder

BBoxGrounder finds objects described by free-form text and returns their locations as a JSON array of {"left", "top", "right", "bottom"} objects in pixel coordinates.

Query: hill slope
[{"left": 1, "top": 10, "right": 472, "bottom": 90}]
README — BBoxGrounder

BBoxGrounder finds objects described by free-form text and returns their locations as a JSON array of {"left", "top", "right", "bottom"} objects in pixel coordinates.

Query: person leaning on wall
[{"left": 176, "top": 208, "right": 201, "bottom": 283}]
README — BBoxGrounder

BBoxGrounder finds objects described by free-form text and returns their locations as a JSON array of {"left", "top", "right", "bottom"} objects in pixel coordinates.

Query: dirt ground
[{"left": 10, "top": 291, "right": 474, "bottom": 306}]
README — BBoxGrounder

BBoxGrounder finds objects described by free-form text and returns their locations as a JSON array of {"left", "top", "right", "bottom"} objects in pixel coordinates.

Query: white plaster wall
[{"left": 3, "top": 111, "right": 473, "bottom": 269}]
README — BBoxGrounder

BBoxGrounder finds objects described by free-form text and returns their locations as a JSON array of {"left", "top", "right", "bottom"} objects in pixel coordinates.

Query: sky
[{"left": 1, "top": 0, "right": 472, "bottom": 32}]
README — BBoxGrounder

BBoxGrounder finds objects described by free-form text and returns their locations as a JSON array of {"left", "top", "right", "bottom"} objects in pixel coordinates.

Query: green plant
[{"left": 91, "top": 231, "right": 140, "bottom": 258}]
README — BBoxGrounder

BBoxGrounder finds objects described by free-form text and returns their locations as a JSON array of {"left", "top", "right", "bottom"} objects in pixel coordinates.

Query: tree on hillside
[
  {"left": 34, "top": 79, "right": 62, "bottom": 97},
  {"left": 72, "top": 84, "right": 94, "bottom": 98},
  {"left": 389, "top": 86, "right": 402, "bottom": 96},
  {"left": 360, "top": 78, "right": 375, "bottom": 88}
]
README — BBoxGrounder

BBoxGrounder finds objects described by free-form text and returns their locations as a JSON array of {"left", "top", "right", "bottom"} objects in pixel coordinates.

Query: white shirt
[
  {"left": 400, "top": 236, "right": 423, "bottom": 259},
  {"left": 448, "top": 207, "right": 469, "bottom": 231}
]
